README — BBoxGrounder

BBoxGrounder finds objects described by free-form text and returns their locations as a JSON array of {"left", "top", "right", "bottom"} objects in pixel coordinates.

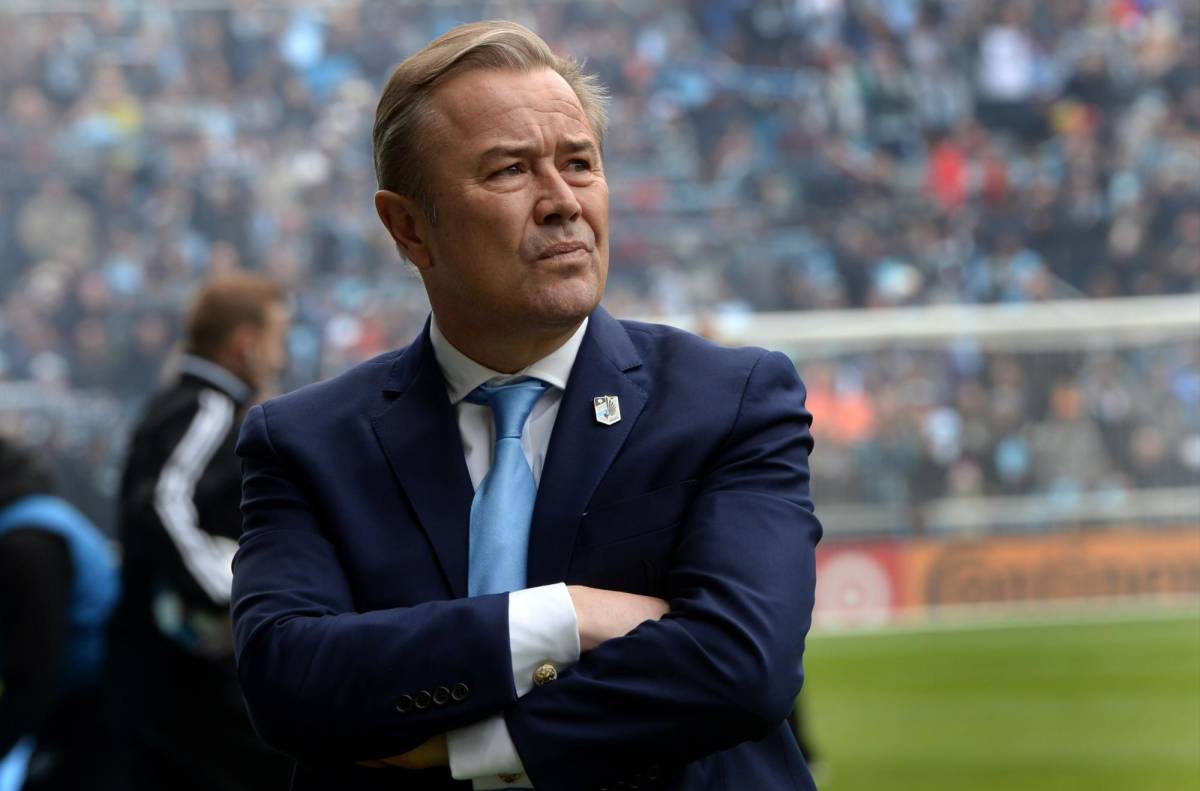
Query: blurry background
[{"left": 0, "top": 0, "right": 1196, "bottom": 789}]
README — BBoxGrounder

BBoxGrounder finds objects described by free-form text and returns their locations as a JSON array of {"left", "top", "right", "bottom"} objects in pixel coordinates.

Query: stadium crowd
[
  {"left": 0, "top": 0, "right": 1197, "bottom": 532},
  {"left": 799, "top": 343, "right": 1199, "bottom": 512}
]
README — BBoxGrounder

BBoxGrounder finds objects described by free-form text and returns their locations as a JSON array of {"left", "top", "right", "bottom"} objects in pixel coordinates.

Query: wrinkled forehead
[{"left": 424, "top": 67, "right": 596, "bottom": 156}]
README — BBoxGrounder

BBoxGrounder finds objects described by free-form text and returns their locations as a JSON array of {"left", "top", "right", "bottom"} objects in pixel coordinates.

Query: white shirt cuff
[
  {"left": 447, "top": 716, "right": 528, "bottom": 786},
  {"left": 508, "top": 582, "right": 580, "bottom": 696},
  {"left": 445, "top": 584, "right": 578, "bottom": 785}
]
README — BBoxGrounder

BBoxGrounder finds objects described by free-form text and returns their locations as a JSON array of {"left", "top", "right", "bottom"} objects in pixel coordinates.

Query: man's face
[
  {"left": 388, "top": 68, "right": 609, "bottom": 338},
  {"left": 245, "top": 301, "right": 291, "bottom": 396}
]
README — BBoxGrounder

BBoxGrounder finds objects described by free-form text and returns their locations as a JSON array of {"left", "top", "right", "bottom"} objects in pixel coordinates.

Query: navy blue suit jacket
[{"left": 232, "top": 308, "right": 821, "bottom": 790}]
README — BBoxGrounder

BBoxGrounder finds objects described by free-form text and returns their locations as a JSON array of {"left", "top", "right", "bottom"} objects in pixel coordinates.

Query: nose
[{"left": 534, "top": 169, "right": 582, "bottom": 226}]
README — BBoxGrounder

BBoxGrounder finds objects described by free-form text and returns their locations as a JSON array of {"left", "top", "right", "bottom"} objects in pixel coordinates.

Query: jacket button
[
  {"left": 433, "top": 686, "right": 450, "bottom": 705},
  {"left": 414, "top": 690, "right": 432, "bottom": 710},
  {"left": 532, "top": 662, "right": 558, "bottom": 687},
  {"left": 451, "top": 682, "right": 470, "bottom": 701},
  {"left": 395, "top": 694, "right": 414, "bottom": 714}
]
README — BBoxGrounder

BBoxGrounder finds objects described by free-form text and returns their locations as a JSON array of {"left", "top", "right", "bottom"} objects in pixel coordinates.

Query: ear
[{"left": 375, "top": 190, "right": 433, "bottom": 270}]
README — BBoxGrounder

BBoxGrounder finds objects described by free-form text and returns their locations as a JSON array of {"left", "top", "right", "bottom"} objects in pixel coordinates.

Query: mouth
[{"left": 537, "top": 241, "right": 591, "bottom": 261}]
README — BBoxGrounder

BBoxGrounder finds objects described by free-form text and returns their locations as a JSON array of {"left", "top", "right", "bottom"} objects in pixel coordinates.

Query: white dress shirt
[{"left": 431, "top": 317, "right": 586, "bottom": 789}]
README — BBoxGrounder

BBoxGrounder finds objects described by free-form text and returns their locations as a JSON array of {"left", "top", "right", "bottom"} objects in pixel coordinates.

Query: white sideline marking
[{"left": 809, "top": 595, "right": 1200, "bottom": 640}]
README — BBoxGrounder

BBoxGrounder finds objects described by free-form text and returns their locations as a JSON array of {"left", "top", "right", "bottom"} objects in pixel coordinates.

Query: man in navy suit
[{"left": 232, "top": 20, "right": 821, "bottom": 791}]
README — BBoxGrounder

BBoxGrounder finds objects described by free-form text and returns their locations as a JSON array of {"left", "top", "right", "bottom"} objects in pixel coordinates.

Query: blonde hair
[{"left": 372, "top": 20, "right": 608, "bottom": 221}]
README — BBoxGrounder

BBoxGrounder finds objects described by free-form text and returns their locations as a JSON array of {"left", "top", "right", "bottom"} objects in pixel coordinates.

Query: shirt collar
[
  {"left": 178, "top": 354, "right": 252, "bottom": 403},
  {"left": 429, "top": 315, "right": 588, "bottom": 404}
]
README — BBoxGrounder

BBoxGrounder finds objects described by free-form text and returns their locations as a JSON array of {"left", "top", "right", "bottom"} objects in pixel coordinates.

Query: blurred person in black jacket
[
  {"left": 0, "top": 437, "right": 120, "bottom": 791},
  {"left": 110, "top": 273, "right": 293, "bottom": 791}
]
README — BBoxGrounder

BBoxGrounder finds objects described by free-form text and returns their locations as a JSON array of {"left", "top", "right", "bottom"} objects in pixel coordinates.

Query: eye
[
  {"left": 493, "top": 163, "right": 523, "bottom": 178},
  {"left": 567, "top": 159, "right": 592, "bottom": 172}
]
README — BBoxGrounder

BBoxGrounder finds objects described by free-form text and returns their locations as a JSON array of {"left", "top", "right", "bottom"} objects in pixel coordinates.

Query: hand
[
  {"left": 357, "top": 734, "right": 448, "bottom": 770},
  {"left": 567, "top": 586, "right": 669, "bottom": 651}
]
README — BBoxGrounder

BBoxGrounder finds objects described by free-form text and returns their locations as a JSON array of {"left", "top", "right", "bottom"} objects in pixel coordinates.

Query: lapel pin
[{"left": 593, "top": 395, "right": 621, "bottom": 426}]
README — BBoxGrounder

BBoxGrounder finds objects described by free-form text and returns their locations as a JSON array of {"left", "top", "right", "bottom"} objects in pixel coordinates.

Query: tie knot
[{"left": 467, "top": 378, "right": 549, "bottom": 439}]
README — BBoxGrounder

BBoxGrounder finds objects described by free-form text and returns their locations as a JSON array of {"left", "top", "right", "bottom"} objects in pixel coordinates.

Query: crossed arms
[
  {"left": 230, "top": 350, "right": 820, "bottom": 787},
  {"left": 361, "top": 587, "right": 670, "bottom": 770}
]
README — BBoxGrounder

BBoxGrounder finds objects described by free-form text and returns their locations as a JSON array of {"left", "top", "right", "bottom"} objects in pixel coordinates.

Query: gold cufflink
[{"left": 532, "top": 662, "right": 558, "bottom": 687}]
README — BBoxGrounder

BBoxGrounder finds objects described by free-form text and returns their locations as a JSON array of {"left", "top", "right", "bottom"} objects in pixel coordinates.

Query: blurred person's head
[
  {"left": 372, "top": 20, "right": 610, "bottom": 372},
  {"left": 90, "top": 62, "right": 131, "bottom": 106},
  {"left": 990, "top": 228, "right": 1025, "bottom": 258},
  {"left": 1130, "top": 423, "right": 1169, "bottom": 472},
  {"left": 73, "top": 317, "right": 111, "bottom": 359},
  {"left": 132, "top": 311, "right": 171, "bottom": 355},
  {"left": 8, "top": 83, "right": 52, "bottom": 128},
  {"left": 1049, "top": 381, "right": 1086, "bottom": 422},
  {"left": 0, "top": 435, "right": 54, "bottom": 509},
  {"left": 184, "top": 273, "right": 290, "bottom": 396},
  {"left": 1172, "top": 206, "right": 1200, "bottom": 246},
  {"left": 956, "top": 378, "right": 988, "bottom": 416}
]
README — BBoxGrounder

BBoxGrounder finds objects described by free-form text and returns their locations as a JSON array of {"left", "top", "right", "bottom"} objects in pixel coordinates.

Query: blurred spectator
[
  {"left": 1028, "top": 380, "right": 1117, "bottom": 502},
  {"left": 14, "top": 180, "right": 96, "bottom": 269},
  {"left": 109, "top": 273, "right": 291, "bottom": 791},
  {"left": 0, "top": 436, "right": 121, "bottom": 791}
]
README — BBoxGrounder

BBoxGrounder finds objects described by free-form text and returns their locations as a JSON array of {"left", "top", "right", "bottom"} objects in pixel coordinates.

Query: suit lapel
[
  {"left": 371, "top": 323, "right": 473, "bottom": 598},
  {"left": 526, "top": 309, "right": 646, "bottom": 587}
]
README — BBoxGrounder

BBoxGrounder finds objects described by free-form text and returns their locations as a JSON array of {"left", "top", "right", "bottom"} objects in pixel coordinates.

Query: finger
[{"left": 380, "top": 755, "right": 417, "bottom": 769}]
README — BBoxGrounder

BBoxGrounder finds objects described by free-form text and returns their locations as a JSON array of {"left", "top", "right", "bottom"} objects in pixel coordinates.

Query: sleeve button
[
  {"left": 394, "top": 694, "right": 414, "bottom": 713},
  {"left": 414, "top": 690, "right": 432, "bottom": 709},
  {"left": 433, "top": 686, "right": 450, "bottom": 705},
  {"left": 499, "top": 773, "right": 522, "bottom": 783},
  {"left": 451, "top": 682, "right": 470, "bottom": 701},
  {"left": 532, "top": 662, "right": 558, "bottom": 687}
]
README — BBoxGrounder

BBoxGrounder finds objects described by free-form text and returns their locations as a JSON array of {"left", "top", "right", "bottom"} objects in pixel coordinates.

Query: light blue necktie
[{"left": 466, "top": 377, "right": 549, "bottom": 597}]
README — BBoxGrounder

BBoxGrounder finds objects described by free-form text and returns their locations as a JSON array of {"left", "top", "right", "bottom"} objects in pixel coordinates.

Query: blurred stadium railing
[{"left": 667, "top": 293, "right": 1200, "bottom": 626}]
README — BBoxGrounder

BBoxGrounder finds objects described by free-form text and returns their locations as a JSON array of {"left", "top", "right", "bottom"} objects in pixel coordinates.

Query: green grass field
[{"left": 801, "top": 612, "right": 1200, "bottom": 791}]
